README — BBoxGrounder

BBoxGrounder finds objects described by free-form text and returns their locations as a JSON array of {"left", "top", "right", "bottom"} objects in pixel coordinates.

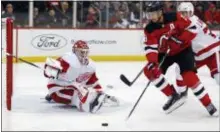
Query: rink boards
[{"left": 2, "top": 28, "right": 220, "bottom": 62}]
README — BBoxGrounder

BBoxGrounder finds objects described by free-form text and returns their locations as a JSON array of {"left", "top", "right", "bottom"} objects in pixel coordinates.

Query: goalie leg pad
[
  {"left": 214, "top": 73, "right": 220, "bottom": 85},
  {"left": 50, "top": 89, "right": 74, "bottom": 105},
  {"left": 72, "top": 88, "right": 106, "bottom": 113}
]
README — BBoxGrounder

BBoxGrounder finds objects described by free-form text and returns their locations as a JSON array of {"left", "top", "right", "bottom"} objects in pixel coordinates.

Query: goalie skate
[
  {"left": 103, "top": 95, "right": 120, "bottom": 107},
  {"left": 45, "top": 94, "right": 52, "bottom": 102},
  {"left": 90, "top": 93, "right": 107, "bottom": 113}
]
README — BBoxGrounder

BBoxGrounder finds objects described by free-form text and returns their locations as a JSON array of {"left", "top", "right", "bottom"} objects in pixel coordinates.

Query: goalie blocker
[{"left": 44, "top": 40, "right": 119, "bottom": 113}]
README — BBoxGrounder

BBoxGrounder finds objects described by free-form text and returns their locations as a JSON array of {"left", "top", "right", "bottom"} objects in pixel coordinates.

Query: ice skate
[
  {"left": 90, "top": 93, "right": 107, "bottom": 113},
  {"left": 206, "top": 103, "right": 218, "bottom": 116},
  {"left": 180, "top": 88, "right": 188, "bottom": 99},
  {"left": 163, "top": 92, "right": 186, "bottom": 114},
  {"left": 103, "top": 94, "right": 120, "bottom": 107},
  {"left": 45, "top": 94, "right": 52, "bottom": 102}
]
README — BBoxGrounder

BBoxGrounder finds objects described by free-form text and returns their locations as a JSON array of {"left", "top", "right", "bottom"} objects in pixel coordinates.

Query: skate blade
[
  {"left": 103, "top": 98, "right": 120, "bottom": 107},
  {"left": 164, "top": 97, "right": 186, "bottom": 114},
  {"left": 211, "top": 111, "right": 219, "bottom": 117}
]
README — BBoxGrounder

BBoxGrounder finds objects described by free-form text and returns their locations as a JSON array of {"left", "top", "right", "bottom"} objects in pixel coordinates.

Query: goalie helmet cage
[{"left": 2, "top": 18, "right": 13, "bottom": 111}]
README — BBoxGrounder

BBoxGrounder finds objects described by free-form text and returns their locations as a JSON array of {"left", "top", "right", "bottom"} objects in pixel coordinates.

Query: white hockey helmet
[{"left": 177, "top": 2, "right": 194, "bottom": 17}]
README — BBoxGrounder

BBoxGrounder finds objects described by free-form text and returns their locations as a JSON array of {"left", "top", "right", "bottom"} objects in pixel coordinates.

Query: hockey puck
[{"left": 101, "top": 123, "right": 108, "bottom": 127}]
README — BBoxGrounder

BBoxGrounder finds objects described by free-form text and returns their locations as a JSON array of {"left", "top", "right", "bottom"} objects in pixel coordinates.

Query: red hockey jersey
[{"left": 144, "top": 12, "right": 194, "bottom": 63}]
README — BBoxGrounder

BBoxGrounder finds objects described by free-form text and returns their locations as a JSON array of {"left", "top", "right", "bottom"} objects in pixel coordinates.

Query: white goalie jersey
[
  {"left": 43, "top": 40, "right": 119, "bottom": 113},
  {"left": 44, "top": 52, "right": 102, "bottom": 94}
]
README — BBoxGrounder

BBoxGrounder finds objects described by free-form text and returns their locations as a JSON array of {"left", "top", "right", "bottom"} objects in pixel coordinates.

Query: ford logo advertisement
[{"left": 31, "top": 34, "right": 67, "bottom": 51}]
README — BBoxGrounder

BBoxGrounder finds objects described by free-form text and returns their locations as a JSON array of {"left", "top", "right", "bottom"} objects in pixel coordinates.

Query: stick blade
[{"left": 120, "top": 74, "right": 132, "bottom": 86}]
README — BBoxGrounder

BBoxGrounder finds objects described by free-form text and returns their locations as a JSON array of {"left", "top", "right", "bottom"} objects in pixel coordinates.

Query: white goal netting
[
  {"left": 2, "top": 18, "right": 7, "bottom": 108},
  {"left": 2, "top": 18, "right": 7, "bottom": 62}
]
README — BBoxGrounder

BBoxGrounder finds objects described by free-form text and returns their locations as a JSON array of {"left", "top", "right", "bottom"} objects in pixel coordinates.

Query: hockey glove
[{"left": 144, "top": 62, "right": 161, "bottom": 81}]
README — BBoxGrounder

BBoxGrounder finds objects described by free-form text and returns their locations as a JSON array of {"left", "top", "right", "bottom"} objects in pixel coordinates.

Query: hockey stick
[
  {"left": 126, "top": 49, "right": 170, "bottom": 120},
  {"left": 120, "top": 36, "right": 182, "bottom": 87},
  {"left": 5, "top": 52, "right": 44, "bottom": 70},
  {"left": 120, "top": 68, "right": 144, "bottom": 86}
]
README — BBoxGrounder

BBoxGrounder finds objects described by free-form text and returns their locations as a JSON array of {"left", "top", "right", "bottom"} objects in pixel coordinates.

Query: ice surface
[{"left": 2, "top": 62, "right": 219, "bottom": 131}]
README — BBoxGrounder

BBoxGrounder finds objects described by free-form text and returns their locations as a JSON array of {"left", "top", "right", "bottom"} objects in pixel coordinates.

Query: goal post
[{"left": 2, "top": 18, "right": 13, "bottom": 111}]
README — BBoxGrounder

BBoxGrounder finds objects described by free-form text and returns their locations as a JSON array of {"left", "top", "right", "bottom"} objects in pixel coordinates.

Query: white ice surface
[{"left": 2, "top": 62, "right": 220, "bottom": 131}]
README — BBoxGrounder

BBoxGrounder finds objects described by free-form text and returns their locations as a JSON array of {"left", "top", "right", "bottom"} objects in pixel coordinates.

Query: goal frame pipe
[{"left": 6, "top": 18, "right": 13, "bottom": 111}]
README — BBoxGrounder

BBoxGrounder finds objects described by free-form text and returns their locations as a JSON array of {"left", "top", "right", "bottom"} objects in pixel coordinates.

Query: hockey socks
[{"left": 182, "top": 71, "right": 217, "bottom": 115}]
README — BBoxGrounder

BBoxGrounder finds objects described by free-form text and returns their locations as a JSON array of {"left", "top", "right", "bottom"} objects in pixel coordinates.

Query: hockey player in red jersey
[
  {"left": 43, "top": 40, "right": 119, "bottom": 113},
  {"left": 143, "top": 2, "right": 218, "bottom": 116}
]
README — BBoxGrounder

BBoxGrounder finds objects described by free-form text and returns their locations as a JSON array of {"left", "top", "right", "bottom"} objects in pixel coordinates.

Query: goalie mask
[{"left": 73, "top": 40, "right": 89, "bottom": 65}]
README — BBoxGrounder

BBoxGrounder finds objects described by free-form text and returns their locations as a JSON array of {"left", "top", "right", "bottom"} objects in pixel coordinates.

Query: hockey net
[{"left": 2, "top": 18, "right": 13, "bottom": 111}]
